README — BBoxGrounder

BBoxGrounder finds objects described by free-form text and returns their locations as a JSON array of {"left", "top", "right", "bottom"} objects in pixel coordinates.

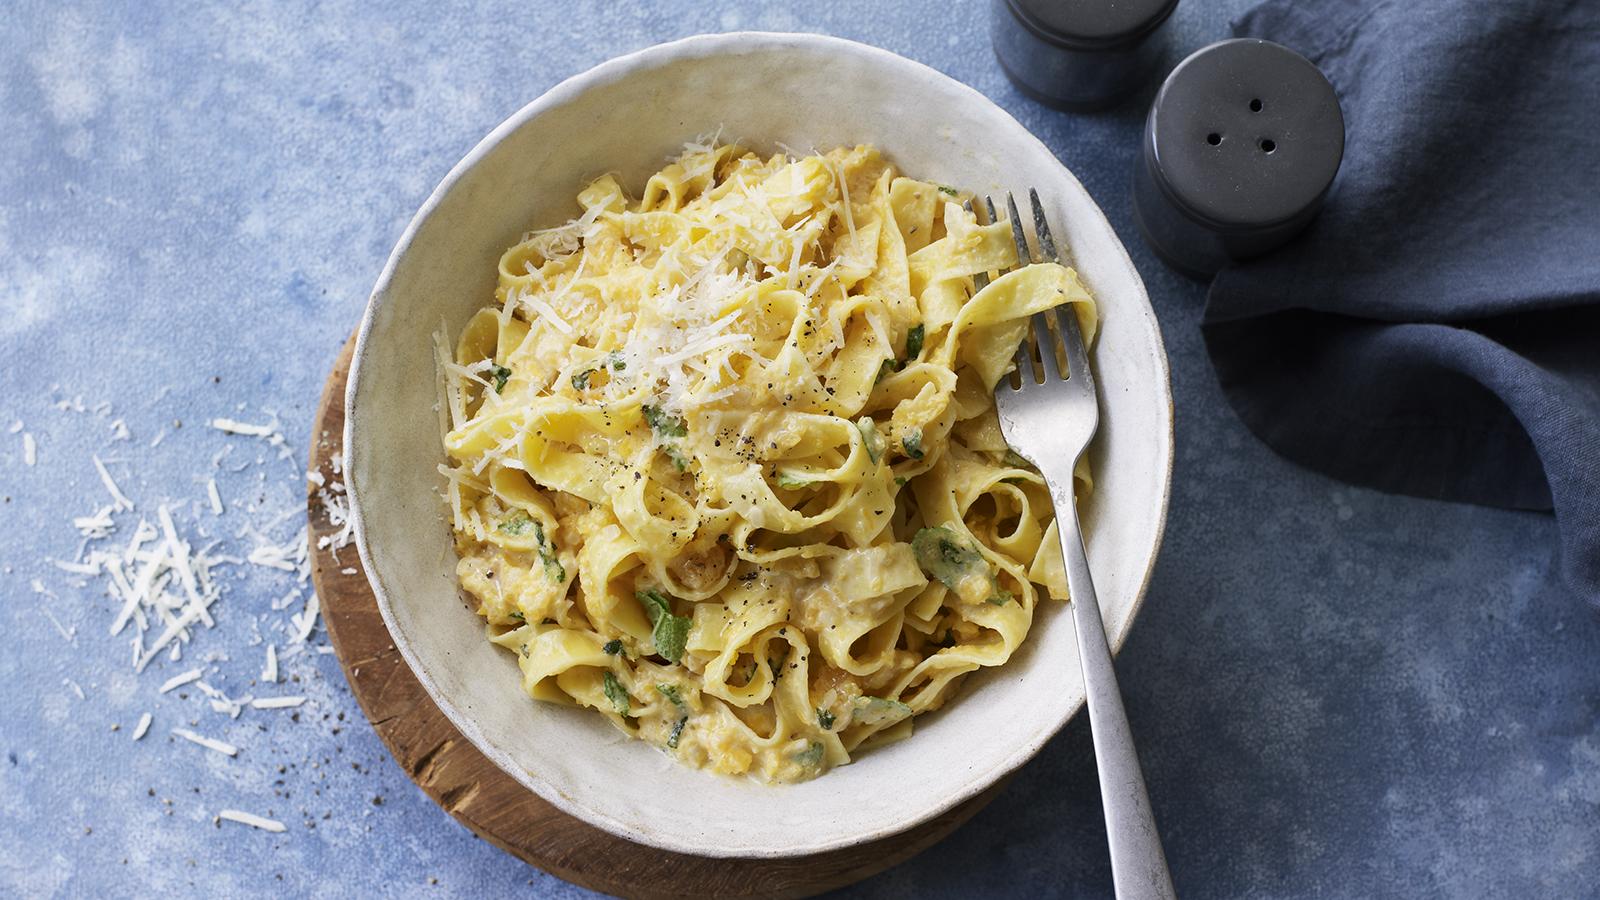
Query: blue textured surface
[{"left": 2, "top": 2, "right": 1596, "bottom": 898}]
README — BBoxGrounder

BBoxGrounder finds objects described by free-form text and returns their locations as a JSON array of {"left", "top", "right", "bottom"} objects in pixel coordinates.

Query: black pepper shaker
[
  {"left": 992, "top": 0, "right": 1180, "bottom": 111},
  {"left": 1133, "top": 38, "right": 1345, "bottom": 279}
]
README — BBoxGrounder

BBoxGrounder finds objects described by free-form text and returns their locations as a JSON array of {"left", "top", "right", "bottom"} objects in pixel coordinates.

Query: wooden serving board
[{"left": 306, "top": 332, "right": 1003, "bottom": 899}]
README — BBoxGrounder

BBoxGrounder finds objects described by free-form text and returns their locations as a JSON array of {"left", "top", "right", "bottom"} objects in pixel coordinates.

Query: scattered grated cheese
[
  {"left": 217, "top": 810, "right": 286, "bottom": 833},
  {"left": 171, "top": 727, "right": 238, "bottom": 756},
  {"left": 51, "top": 558, "right": 97, "bottom": 576},
  {"left": 313, "top": 485, "right": 354, "bottom": 560},
  {"left": 209, "top": 417, "right": 275, "bottom": 437},
  {"left": 27, "top": 386, "right": 350, "bottom": 831},
  {"left": 246, "top": 525, "right": 308, "bottom": 579},
  {"left": 209, "top": 693, "right": 251, "bottom": 718},
  {"left": 157, "top": 504, "right": 214, "bottom": 629},
  {"left": 247, "top": 546, "right": 298, "bottom": 572},
  {"left": 72, "top": 506, "right": 117, "bottom": 539},
  {"left": 137, "top": 606, "right": 205, "bottom": 672},
  {"left": 92, "top": 455, "right": 134, "bottom": 511},
  {"left": 159, "top": 668, "right": 204, "bottom": 693},
  {"left": 290, "top": 591, "right": 320, "bottom": 645},
  {"left": 41, "top": 608, "right": 75, "bottom": 642}
]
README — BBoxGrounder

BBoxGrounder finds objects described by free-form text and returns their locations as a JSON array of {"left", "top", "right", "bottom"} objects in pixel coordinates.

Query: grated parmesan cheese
[
  {"left": 517, "top": 287, "right": 576, "bottom": 336},
  {"left": 73, "top": 506, "right": 116, "bottom": 538},
  {"left": 38, "top": 601, "right": 75, "bottom": 642},
  {"left": 289, "top": 592, "right": 320, "bottom": 645},
  {"left": 172, "top": 727, "right": 238, "bottom": 756},
  {"left": 209, "top": 417, "right": 275, "bottom": 437},
  {"left": 217, "top": 809, "right": 286, "bottom": 832},
  {"left": 92, "top": 455, "right": 134, "bottom": 511},
  {"left": 159, "top": 668, "right": 204, "bottom": 693},
  {"left": 26, "top": 383, "right": 352, "bottom": 833},
  {"left": 51, "top": 558, "right": 100, "bottom": 575}
]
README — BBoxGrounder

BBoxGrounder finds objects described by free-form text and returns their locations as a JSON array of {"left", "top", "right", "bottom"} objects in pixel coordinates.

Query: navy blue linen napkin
[{"left": 1203, "top": 0, "right": 1600, "bottom": 605}]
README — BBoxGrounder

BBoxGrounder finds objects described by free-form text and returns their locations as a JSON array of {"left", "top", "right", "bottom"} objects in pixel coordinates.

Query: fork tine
[
  {"left": 984, "top": 195, "right": 1006, "bottom": 278},
  {"left": 1005, "top": 193, "right": 1032, "bottom": 266},
  {"left": 1056, "top": 304, "right": 1095, "bottom": 387},
  {"left": 1031, "top": 313, "right": 1063, "bottom": 381},
  {"left": 1011, "top": 336, "right": 1032, "bottom": 386},
  {"left": 1028, "top": 189, "right": 1059, "bottom": 263},
  {"left": 968, "top": 199, "right": 991, "bottom": 291}
]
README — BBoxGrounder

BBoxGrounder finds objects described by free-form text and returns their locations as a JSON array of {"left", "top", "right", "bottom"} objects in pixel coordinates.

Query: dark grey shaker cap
[
  {"left": 994, "top": 0, "right": 1180, "bottom": 111},
  {"left": 1007, "top": 0, "right": 1180, "bottom": 49},
  {"left": 1134, "top": 38, "right": 1345, "bottom": 277}
]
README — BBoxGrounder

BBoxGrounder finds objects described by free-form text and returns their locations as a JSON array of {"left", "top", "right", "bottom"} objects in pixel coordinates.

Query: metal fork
[{"left": 990, "top": 190, "right": 1176, "bottom": 900}]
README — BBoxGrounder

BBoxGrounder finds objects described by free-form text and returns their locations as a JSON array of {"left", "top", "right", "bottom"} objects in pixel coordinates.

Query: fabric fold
[{"left": 1205, "top": 0, "right": 1600, "bottom": 604}]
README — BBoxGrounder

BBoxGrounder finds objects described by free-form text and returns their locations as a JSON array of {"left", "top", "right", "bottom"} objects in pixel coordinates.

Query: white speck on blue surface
[{"left": 1, "top": 1, "right": 1596, "bottom": 898}]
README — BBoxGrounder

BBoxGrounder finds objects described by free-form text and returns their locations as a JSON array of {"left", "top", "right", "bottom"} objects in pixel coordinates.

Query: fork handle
[{"left": 1054, "top": 484, "right": 1176, "bottom": 900}]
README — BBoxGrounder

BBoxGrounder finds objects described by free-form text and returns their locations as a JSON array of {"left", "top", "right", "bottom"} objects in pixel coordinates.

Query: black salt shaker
[
  {"left": 992, "top": 0, "right": 1180, "bottom": 111},
  {"left": 1133, "top": 38, "right": 1345, "bottom": 279}
]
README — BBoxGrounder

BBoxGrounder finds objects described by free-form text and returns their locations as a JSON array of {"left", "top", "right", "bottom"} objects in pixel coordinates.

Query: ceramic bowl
[{"left": 346, "top": 31, "right": 1172, "bottom": 859}]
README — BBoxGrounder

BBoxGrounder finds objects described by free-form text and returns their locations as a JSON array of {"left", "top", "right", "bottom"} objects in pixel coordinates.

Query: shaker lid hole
[
  {"left": 1206, "top": 132, "right": 1222, "bottom": 146},
  {"left": 1249, "top": 98, "right": 1263, "bottom": 112},
  {"left": 1259, "top": 138, "right": 1277, "bottom": 153}
]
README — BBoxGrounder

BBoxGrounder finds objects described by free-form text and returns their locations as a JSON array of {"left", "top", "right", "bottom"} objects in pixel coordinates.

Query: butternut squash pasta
[{"left": 435, "top": 141, "right": 1098, "bottom": 783}]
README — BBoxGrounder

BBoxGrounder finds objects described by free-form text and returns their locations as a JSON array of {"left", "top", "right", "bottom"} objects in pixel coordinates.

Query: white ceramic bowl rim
[{"left": 347, "top": 31, "right": 1173, "bottom": 858}]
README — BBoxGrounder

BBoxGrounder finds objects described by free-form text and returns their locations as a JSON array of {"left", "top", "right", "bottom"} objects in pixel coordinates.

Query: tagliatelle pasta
[{"left": 435, "top": 141, "right": 1098, "bottom": 783}]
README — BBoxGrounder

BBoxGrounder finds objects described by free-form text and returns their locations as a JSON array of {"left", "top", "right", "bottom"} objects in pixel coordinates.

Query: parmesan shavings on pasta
[{"left": 436, "top": 142, "right": 1099, "bottom": 783}]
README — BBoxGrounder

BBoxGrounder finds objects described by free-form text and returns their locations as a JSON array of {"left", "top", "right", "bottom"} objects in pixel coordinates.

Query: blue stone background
[{"left": 2, "top": 0, "right": 1596, "bottom": 897}]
